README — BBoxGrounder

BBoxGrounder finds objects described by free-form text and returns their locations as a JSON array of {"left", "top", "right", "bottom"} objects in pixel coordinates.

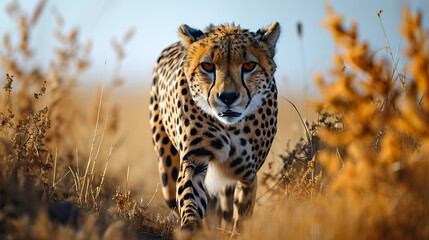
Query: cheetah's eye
[
  {"left": 200, "top": 62, "right": 215, "bottom": 73},
  {"left": 243, "top": 62, "right": 257, "bottom": 72}
]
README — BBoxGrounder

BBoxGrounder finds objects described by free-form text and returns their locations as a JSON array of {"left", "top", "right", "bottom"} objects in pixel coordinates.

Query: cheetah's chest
[{"left": 204, "top": 126, "right": 255, "bottom": 196}]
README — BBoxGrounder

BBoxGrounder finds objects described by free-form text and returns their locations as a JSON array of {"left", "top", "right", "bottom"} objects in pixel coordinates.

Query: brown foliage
[
  {"left": 0, "top": 1, "right": 172, "bottom": 239},
  {"left": 252, "top": 5, "right": 429, "bottom": 240}
]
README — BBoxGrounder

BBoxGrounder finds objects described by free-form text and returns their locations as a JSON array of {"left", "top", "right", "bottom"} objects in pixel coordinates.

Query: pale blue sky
[{"left": 1, "top": 0, "right": 428, "bottom": 92}]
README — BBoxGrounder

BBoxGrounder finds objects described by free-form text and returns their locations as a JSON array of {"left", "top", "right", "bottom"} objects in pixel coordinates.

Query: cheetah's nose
[{"left": 218, "top": 91, "right": 239, "bottom": 106}]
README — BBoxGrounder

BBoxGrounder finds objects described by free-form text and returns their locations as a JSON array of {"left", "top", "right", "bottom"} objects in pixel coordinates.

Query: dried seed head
[
  {"left": 34, "top": 81, "right": 47, "bottom": 99},
  {"left": 297, "top": 22, "right": 303, "bottom": 38},
  {"left": 3, "top": 34, "right": 11, "bottom": 53},
  {"left": 123, "top": 28, "right": 135, "bottom": 43},
  {"left": 6, "top": 1, "right": 20, "bottom": 18},
  {"left": 52, "top": 7, "right": 64, "bottom": 27},
  {"left": 111, "top": 38, "right": 124, "bottom": 60},
  {"left": 83, "top": 41, "right": 92, "bottom": 56},
  {"left": 30, "top": 0, "right": 47, "bottom": 26},
  {"left": 68, "top": 28, "right": 78, "bottom": 42},
  {"left": 3, "top": 74, "right": 14, "bottom": 92},
  {"left": 19, "top": 15, "right": 31, "bottom": 57}
]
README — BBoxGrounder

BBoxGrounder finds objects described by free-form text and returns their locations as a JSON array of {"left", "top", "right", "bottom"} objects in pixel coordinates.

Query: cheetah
[{"left": 149, "top": 22, "right": 280, "bottom": 232}]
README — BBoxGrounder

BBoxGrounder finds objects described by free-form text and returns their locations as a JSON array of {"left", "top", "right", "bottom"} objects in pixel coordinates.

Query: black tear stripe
[
  {"left": 207, "top": 68, "right": 217, "bottom": 109},
  {"left": 241, "top": 68, "right": 252, "bottom": 108}
]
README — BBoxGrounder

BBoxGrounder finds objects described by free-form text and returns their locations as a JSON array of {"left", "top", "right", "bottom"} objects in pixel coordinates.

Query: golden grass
[
  {"left": 241, "top": 5, "right": 429, "bottom": 240},
  {"left": 1, "top": 1, "right": 428, "bottom": 239}
]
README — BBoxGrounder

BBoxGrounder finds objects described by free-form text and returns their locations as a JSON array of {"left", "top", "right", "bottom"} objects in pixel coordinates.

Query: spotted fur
[{"left": 149, "top": 22, "right": 280, "bottom": 231}]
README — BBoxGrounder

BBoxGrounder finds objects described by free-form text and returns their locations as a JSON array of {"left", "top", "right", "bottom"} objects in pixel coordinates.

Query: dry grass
[
  {"left": 241, "top": 5, "right": 429, "bottom": 240},
  {"left": 1, "top": 1, "right": 428, "bottom": 240},
  {"left": 0, "top": 1, "right": 173, "bottom": 239}
]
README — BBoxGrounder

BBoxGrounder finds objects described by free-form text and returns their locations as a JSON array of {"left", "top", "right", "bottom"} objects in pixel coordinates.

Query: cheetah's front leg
[
  {"left": 233, "top": 176, "right": 257, "bottom": 231},
  {"left": 176, "top": 158, "right": 209, "bottom": 231}
]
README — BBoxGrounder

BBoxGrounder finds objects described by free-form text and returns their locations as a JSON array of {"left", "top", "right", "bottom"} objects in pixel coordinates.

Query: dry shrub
[
  {"left": 113, "top": 192, "right": 176, "bottom": 239},
  {"left": 0, "top": 1, "right": 173, "bottom": 239},
  {"left": 260, "top": 111, "right": 340, "bottom": 203},
  {"left": 0, "top": 0, "right": 108, "bottom": 207},
  {"left": 1, "top": 0, "right": 92, "bottom": 145},
  {"left": 0, "top": 72, "right": 120, "bottom": 239},
  {"left": 315, "top": 5, "right": 428, "bottom": 239},
  {"left": 245, "top": 5, "right": 429, "bottom": 240}
]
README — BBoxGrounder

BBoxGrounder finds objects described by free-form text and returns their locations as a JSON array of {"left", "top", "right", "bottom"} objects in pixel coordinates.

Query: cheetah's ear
[
  {"left": 179, "top": 24, "right": 205, "bottom": 46},
  {"left": 255, "top": 21, "right": 281, "bottom": 49}
]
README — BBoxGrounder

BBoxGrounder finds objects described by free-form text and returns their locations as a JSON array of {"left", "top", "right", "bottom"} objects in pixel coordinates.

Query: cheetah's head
[{"left": 179, "top": 22, "right": 280, "bottom": 125}]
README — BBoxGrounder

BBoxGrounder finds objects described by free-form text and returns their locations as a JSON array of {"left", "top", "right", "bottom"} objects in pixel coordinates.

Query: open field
[
  {"left": 68, "top": 88, "right": 313, "bottom": 204},
  {"left": 1, "top": 1, "right": 429, "bottom": 240}
]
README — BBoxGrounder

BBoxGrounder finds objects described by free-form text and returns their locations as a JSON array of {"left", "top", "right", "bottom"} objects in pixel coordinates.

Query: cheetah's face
[{"left": 179, "top": 22, "right": 280, "bottom": 125}]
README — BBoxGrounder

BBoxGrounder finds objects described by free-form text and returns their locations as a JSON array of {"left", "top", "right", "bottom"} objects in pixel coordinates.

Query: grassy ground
[{"left": 1, "top": 1, "right": 428, "bottom": 240}]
